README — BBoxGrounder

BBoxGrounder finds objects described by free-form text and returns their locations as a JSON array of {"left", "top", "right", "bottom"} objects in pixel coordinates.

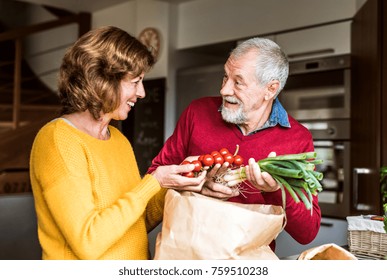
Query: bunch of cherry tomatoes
[{"left": 181, "top": 146, "right": 244, "bottom": 178}]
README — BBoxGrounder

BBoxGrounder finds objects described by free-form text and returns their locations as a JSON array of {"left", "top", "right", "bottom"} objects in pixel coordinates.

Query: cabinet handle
[
  {"left": 352, "top": 168, "right": 372, "bottom": 211},
  {"left": 320, "top": 222, "right": 333, "bottom": 227},
  {"left": 287, "top": 48, "right": 334, "bottom": 59}
]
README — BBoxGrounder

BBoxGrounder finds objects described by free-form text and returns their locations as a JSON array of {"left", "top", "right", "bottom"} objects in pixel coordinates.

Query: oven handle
[{"left": 352, "top": 167, "right": 373, "bottom": 211}]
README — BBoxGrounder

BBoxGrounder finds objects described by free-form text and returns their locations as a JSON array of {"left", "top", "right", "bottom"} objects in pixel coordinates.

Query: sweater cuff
[{"left": 131, "top": 174, "right": 161, "bottom": 205}]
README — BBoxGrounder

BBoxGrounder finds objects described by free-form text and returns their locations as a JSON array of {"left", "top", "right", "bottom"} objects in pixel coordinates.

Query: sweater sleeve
[{"left": 145, "top": 188, "right": 167, "bottom": 233}]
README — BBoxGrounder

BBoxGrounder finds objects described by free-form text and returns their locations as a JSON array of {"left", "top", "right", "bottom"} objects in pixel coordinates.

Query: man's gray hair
[{"left": 230, "top": 37, "right": 289, "bottom": 97}]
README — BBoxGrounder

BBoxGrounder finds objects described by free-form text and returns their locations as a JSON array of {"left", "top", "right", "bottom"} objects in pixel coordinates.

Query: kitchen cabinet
[
  {"left": 275, "top": 21, "right": 351, "bottom": 61},
  {"left": 176, "top": 64, "right": 224, "bottom": 118},
  {"left": 349, "top": 0, "right": 386, "bottom": 216}
]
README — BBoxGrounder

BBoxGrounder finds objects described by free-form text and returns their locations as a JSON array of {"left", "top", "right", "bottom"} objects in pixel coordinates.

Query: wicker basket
[{"left": 347, "top": 216, "right": 387, "bottom": 260}]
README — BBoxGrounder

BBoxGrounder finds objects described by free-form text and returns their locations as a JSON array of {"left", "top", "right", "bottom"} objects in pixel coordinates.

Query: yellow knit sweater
[{"left": 29, "top": 118, "right": 166, "bottom": 260}]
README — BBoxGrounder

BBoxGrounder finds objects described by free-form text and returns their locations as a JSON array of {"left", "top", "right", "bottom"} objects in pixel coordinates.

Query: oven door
[
  {"left": 279, "top": 57, "right": 351, "bottom": 121},
  {"left": 314, "top": 140, "right": 351, "bottom": 218},
  {"left": 281, "top": 85, "right": 350, "bottom": 120},
  {"left": 301, "top": 120, "right": 351, "bottom": 218}
]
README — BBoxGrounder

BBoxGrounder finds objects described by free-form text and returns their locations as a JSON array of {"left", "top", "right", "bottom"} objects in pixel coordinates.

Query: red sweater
[{"left": 148, "top": 96, "right": 321, "bottom": 250}]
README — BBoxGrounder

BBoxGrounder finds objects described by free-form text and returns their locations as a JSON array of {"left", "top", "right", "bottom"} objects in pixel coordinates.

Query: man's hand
[
  {"left": 224, "top": 152, "right": 280, "bottom": 193},
  {"left": 200, "top": 162, "right": 239, "bottom": 199}
]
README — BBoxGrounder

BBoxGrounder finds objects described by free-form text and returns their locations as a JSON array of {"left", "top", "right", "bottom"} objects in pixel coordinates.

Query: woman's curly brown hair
[{"left": 58, "top": 26, "right": 155, "bottom": 120}]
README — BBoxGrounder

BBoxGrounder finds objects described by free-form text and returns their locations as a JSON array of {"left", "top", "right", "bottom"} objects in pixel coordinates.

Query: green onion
[
  {"left": 260, "top": 163, "right": 304, "bottom": 179},
  {"left": 238, "top": 152, "right": 323, "bottom": 214}
]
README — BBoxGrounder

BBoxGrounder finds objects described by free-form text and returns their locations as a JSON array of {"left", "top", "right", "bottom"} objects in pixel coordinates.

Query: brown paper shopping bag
[
  {"left": 154, "top": 189, "right": 285, "bottom": 260},
  {"left": 298, "top": 243, "right": 357, "bottom": 260}
]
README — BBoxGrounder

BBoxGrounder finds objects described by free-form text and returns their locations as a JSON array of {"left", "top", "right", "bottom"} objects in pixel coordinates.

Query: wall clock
[{"left": 138, "top": 27, "right": 161, "bottom": 61}]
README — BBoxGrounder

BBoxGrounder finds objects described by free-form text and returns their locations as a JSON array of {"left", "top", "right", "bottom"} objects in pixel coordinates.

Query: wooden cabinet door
[
  {"left": 275, "top": 21, "right": 351, "bottom": 61},
  {"left": 350, "top": 0, "right": 383, "bottom": 215}
]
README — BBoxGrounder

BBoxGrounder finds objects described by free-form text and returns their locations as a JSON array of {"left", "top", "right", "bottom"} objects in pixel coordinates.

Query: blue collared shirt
[{"left": 232, "top": 98, "right": 291, "bottom": 135}]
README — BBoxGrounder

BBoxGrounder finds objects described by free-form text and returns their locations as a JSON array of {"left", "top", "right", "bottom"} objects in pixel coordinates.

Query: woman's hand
[
  {"left": 152, "top": 163, "right": 207, "bottom": 192},
  {"left": 224, "top": 152, "right": 280, "bottom": 193}
]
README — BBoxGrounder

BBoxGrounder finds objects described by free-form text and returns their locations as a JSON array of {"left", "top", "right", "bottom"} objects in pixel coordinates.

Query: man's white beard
[{"left": 221, "top": 103, "right": 246, "bottom": 124}]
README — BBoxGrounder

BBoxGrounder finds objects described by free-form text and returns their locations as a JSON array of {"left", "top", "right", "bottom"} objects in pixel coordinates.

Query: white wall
[
  {"left": 92, "top": 1, "right": 137, "bottom": 35},
  {"left": 93, "top": 0, "right": 170, "bottom": 80},
  {"left": 21, "top": 4, "right": 78, "bottom": 92},
  {"left": 135, "top": 0, "right": 170, "bottom": 80}
]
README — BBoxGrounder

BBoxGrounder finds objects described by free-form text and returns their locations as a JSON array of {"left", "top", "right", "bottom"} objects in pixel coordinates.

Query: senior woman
[{"left": 29, "top": 26, "right": 206, "bottom": 260}]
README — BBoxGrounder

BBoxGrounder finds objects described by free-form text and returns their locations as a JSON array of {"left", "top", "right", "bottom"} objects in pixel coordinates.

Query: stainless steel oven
[
  {"left": 279, "top": 54, "right": 352, "bottom": 218},
  {"left": 302, "top": 120, "right": 351, "bottom": 218},
  {"left": 280, "top": 54, "right": 351, "bottom": 121}
]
